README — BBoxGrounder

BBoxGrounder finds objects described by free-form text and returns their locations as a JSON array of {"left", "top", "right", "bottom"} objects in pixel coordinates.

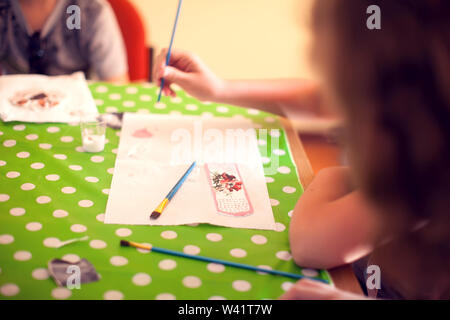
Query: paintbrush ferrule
[
  {"left": 150, "top": 198, "right": 169, "bottom": 220},
  {"left": 121, "top": 239, "right": 153, "bottom": 251}
]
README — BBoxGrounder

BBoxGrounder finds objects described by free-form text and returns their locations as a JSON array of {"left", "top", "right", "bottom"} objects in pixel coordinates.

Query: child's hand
[
  {"left": 279, "top": 278, "right": 368, "bottom": 300},
  {"left": 153, "top": 49, "right": 224, "bottom": 101}
]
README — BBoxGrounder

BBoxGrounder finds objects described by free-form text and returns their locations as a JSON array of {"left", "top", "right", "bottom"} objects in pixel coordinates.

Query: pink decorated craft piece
[
  {"left": 205, "top": 163, "right": 253, "bottom": 217},
  {"left": 132, "top": 128, "right": 153, "bottom": 138}
]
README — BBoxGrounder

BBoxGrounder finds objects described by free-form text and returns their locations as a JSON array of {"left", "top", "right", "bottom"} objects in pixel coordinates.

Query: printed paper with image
[{"left": 104, "top": 113, "right": 276, "bottom": 230}]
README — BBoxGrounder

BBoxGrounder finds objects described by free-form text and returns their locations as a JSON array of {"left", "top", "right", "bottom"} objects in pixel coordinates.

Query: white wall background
[{"left": 129, "top": 0, "right": 317, "bottom": 80}]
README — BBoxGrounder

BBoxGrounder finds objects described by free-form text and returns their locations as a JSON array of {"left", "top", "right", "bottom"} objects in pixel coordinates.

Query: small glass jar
[{"left": 80, "top": 118, "right": 106, "bottom": 153}]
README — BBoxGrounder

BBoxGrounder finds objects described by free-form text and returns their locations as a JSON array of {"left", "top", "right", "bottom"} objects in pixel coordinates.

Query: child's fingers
[
  {"left": 154, "top": 49, "right": 169, "bottom": 81},
  {"left": 279, "top": 278, "right": 367, "bottom": 300},
  {"left": 156, "top": 64, "right": 165, "bottom": 84},
  {"left": 168, "top": 87, "right": 177, "bottom": 97},
  {"left": 162, "top": 85, "right": 177, "bottom": 97},
  {"left": 156, "top": 48, "right": 183, "bottom": 70},
  {"left": 157, "top": 78, "right": 177, "bottom": 98},
  {"left": 163, "top": 66, "right": 193, "bottom": 88},
  {"left": 166, "top": 48, "right": 191, "bottom": 66},
  {"left": 156, "top": 48, "right": 168, "bottom": 65},
  {"left": 162, "top": 86, "right": 171, "bottom": 97},
  {"left": 279, "top": 279, "right": 336, "bottom": 300}
]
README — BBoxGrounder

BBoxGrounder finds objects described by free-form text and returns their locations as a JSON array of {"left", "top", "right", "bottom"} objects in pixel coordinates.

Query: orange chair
[{"left": 107, "top": 0, "right": 154, "bottom": 82}]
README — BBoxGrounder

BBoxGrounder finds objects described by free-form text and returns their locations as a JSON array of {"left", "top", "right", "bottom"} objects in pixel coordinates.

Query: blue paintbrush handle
[
  {"left": 157, "top": 78, "right": 165, "bottom": 102},
  {"left": 151, "top": 246, "right": 327, "bottom": 283},
  {"left": 166, "top": 161, "right": 196, "bottom": 200},
  {"left": 157, "top": 0, "right": 183, "bottom": 103}
]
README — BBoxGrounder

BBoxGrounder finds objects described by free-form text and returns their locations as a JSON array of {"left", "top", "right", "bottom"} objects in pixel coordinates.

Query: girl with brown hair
[{"left": 154, "top": 0, "right": 450, "bottom": 299}]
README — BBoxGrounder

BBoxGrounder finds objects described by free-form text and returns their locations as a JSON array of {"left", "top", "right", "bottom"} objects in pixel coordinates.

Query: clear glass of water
[{"left": 80, "top": 118, "right": 106, "bottom": 153}]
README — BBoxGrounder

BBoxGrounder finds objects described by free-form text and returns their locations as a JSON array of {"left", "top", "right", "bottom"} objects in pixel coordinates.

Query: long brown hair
[{"left": 312, "top": 0, "right": 450, "bottom": 298}]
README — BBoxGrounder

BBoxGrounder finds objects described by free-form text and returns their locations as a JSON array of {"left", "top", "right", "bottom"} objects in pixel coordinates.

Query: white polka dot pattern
[{"left": 0, "top": 83, "right": 330, "bottom": 300}]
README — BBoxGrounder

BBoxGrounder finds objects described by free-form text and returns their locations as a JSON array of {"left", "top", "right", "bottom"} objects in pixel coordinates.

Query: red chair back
[{"left": 107, "top": 0, "right": 149, "bottom": 82}]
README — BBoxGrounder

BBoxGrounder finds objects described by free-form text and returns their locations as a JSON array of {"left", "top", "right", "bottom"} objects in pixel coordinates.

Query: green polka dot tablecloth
[{"left": 0, "top": 82, "right": 331, "bottom": 300}]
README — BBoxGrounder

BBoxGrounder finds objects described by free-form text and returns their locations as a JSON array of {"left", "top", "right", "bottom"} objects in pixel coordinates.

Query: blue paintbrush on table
[
  {"left": 150, "top": 161, "right": 196, "bottom": 220},
  {"left": 120, "top": 239, "right": 327, "bottom": 282}
]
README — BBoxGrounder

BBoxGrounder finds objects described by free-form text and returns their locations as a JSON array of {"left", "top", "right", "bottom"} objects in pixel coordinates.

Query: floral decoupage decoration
[{"left": 206, "top": 164, "right": 253, "bottom": 217}]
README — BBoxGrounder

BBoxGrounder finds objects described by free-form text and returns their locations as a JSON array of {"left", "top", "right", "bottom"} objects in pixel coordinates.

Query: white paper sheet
[
  {"left": 0, "top": 72, "right": 98, "bottom": 123},
  {"left": 105, "top": 113, "right": 276, "bottom": 230}
]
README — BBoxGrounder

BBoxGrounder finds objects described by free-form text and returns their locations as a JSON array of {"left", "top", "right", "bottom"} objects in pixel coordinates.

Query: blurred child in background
[
  {"left": 0, "top": 0, "right": 128, "bottom": 82},
  {"left": 283, "top": 0, "right": 450, "bottom": 299},
  {"left": 154, "top": 0, "right": 450, "bottom": 299}
]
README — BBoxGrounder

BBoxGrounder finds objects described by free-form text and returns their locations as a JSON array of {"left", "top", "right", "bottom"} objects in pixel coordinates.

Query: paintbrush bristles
[
  {"left": 150, "top": 211, "right": 161, "bottom": 220},
  {"left": 120, "top": 239, "right": 130, "bottom": 247}
]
